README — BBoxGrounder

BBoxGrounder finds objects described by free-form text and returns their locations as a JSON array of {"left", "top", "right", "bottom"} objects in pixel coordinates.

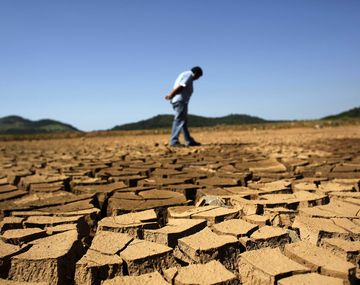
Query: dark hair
[{"left": 191, "top": 66, "right": 203, "bottom": 77}]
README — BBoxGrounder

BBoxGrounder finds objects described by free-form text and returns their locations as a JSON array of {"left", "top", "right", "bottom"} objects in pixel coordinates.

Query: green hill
[
  {"left": 112, "top": 114, "right": 268, "bottom": 131},
  {"left": 0, "top": 116, "right": 81, "bottom": 135},
  {"left": 322, "top": 107, "right": 360, "bottom": 120}
]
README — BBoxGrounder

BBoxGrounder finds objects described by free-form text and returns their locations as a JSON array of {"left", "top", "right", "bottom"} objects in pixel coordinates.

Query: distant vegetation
[
  {"left": 112, "top": 114, "right": 268, "bottom": 131},
  {"left": 0, "top": 106, "right": 359, "bottom": 139},
  {"left": 0, "top": 116, "right": 81, "bottom": 135},
  {"left": 322, "top": 107, "right": 360, "bottom": 120}
]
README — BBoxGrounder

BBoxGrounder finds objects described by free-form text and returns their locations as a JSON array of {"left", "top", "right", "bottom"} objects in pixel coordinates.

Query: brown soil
[{"left": 0, "top": 126, "right": 359, "bottom": 284}]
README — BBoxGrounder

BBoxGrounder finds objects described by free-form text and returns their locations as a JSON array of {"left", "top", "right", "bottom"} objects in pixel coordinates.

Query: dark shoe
[
  {"left": 170, "top": 142, "right": 185, "bottom": 148},
  {"left": 186, "top": 141, "right": 201, "bottom": 147}
]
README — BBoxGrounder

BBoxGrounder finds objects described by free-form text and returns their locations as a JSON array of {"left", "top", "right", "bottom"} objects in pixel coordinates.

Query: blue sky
[{"left": 1, "top": 0, "right": 359, "bottom": 131}]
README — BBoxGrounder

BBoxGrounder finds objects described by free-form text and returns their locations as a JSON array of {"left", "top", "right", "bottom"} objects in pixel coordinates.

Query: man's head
[{"left": 191, "top": 66, "right": 203, "bottom": 80}]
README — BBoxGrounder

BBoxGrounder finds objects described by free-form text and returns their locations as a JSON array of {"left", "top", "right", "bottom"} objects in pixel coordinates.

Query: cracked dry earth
[{"left": 0, "top": 126, "right": 359, "bottom": 285}]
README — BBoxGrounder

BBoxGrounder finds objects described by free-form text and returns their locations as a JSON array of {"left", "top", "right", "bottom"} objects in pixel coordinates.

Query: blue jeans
[{"left": 170, "top": 101, "right": 193, "bottom": 145}]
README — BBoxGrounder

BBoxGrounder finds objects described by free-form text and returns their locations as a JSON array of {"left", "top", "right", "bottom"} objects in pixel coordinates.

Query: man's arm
[{"left": 165, "top": 85, "right": 184, "bottom": 100}]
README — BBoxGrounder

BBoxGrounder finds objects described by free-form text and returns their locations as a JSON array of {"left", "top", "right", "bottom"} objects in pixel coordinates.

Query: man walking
[{"left": 165, "top": 66, "right": 203, "bottom": 147}]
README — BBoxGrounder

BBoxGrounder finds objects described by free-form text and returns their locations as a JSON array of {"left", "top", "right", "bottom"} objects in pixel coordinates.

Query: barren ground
[{"left": 0, "top": 126, "right": 359, "bottom": 285}]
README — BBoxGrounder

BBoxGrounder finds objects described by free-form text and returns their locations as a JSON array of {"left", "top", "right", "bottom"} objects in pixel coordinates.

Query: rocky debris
[
  {"left": 97, "top": 210, "right": 159, "bottom": 238},
  {"left": 175, "top": 227, "right": 240, "bottom": 272},
  {"left": 164, "top": 260, "right": 239, "bottom": 284},
  {"left": 284, "top": 241, "right": 356, "bottom": 282},
  {"left": 119, "top": 239, "right": 175, "bottom": 275},
  {"left": 278, "top": 273, "right": 344, "bottom": 285},
  {"left": 238, "top": 247, "right": 310, "bottom": 285},
  {"left": 102, "top": 271, "right": 169, "bottom": 285},
  {"left": 143, "top": 218, "right": 207, "bottom": 247},
  {"left": 239, "top": 225, "right": 290, "bottom": 250},
  {"left": 8, "top": 230, "right": 84, "bottom": 285}
]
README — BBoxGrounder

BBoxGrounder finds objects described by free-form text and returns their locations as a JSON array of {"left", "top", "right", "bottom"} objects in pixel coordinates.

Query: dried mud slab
[
  {"left": 102, "top": 271, "right": 169, "bottom": 285},
  {"left": 238, "top": 247, "right": 310, "bottom": 285},
  {"left": 8, "top": 230, "right": 84, "bottom": 285},
  {"left": 1, "top": 228, "right": 46, "bottom": 245},
  {"left": 278, "top": 273, "right": 344, "bottom": 285},
  {"left": 211, "top": 219, "right": 258, "bottom": 238},
  {"left": 320, "top": 238, "right": 360, "bottom": 265},
  {"left": 242, "top": 214, "right": 270, "bottom": 226},
  {"left": 239, "top": 225, "right": 290, "bottom": 251},
  {"left": 195, "top": 186, "right": 258, "bottom": 204},
  {"left": 143, "top": 218, "right": 207, "bottom": 247},
  {"left": 75, "top": 231, "right": 133, "bottom": 285},
  {"left": 165, "top": 260, "right": 239, "bottom": 285},
  {"left": 175, "top": 227, "right": 240, "bottom": 272},
  {"left": 90, "top": 230, "right": 133, "bottom": 255},
  {"left": 72, "top": 181, "right": 127, "bottom": 208},
  {"left": 0, "top": 186, "right": 27, "bottom": 203},
  {"left": 107, "top": 189, "right": 188, "bottom": 216},
  {"left": 0, "top": 218, "right": 24, "bottom": 235},
  {"left": 24, "top": 215, "right": 85, "bottom": 228},
  {"left": 168, "top": 205, "right": 240, "bottom": 226},
  {"left": 97, "top": 209, "right": 159, "bottom": 238},
  {"left": 0, "top": 280, "right": 50, "bottom": 285},
  {"left": 284, "top": 241, "right": 356, "bottom": 282},
  {"left": 0, "top": 240, "right": 29, "bottom": 279},
  {"left": 119, "top": 239, "right": 176, "bottom": 275},
  {"left": 299, "top": 200, "right": 360, "bottom": 219},
  {"left": 292, "top": 216, "right": 351, "bottom": 245},
  {"left": 75, "top": 249, "right": 123, "bottom": 285},
  {"left": 264, "top": 207, "right": 297, "bottom": 227}
]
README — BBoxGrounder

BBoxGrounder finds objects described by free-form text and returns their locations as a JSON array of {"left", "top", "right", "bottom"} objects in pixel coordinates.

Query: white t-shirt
[{"left": 171, "top": 71, "right": 194, "bottom": 104}]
